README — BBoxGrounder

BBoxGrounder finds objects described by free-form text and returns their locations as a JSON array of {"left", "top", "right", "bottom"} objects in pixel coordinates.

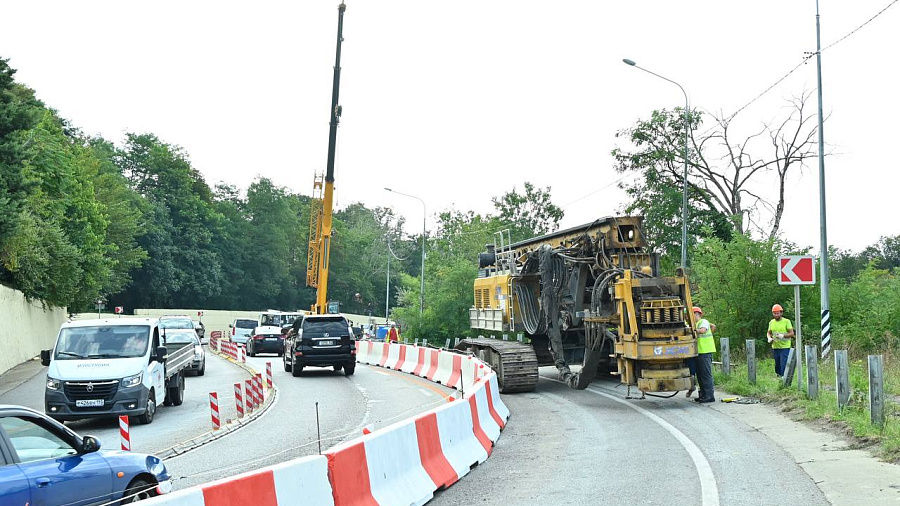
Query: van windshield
[{"left": 55, "top": 326, "right": 151, "bottom": 360}]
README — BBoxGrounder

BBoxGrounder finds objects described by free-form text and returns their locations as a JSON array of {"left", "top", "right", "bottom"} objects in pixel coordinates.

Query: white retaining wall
[{"left": 0, "top": 284, "right": 67, "bottom": 376}]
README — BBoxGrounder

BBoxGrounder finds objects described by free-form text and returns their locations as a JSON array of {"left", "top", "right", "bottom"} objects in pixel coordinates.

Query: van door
[{"left": 149, "top": 328, "right": 165, "bottom": 403}]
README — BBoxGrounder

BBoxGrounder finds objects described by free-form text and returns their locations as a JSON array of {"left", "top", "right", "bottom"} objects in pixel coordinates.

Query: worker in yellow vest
[
  {"left": 693, "top": 306, "right": 717, "bottom": 404},
  {"left": 767, "top": 304, "right": 795, "bottom": 378}
]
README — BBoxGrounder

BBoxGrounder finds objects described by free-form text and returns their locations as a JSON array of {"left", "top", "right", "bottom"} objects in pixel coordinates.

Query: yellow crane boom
[{"left": 306, "top": 3, "right": 345, "bottom": 315}]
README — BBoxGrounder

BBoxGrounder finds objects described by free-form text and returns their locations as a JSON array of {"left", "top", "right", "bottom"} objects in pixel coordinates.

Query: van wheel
[
  {"left": 137, "top": 390, "right": 156, "bottom": 424},
  {"left": 168, "top": 373, "right": 184, "bottom": 406}
]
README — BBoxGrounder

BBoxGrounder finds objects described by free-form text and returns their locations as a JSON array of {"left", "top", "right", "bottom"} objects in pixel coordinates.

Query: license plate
[
  {"left": 318, "top": 340, "right": 335, "bottom": 346},
  {"left": 75, "top": 399, "right": 104, "bottom": 407},
  {"left": 265, "top": 338, "right": 277, "bottom": 342}
]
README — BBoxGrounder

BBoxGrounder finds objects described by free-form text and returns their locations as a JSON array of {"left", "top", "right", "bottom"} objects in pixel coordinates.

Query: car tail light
[{"left": 252, "top": 335, "right": 263, "bottom": 341}]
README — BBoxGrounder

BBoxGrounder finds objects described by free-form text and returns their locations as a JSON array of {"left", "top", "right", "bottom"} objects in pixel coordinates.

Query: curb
[{"left": 156, "top": 347, "right": 278, "bottom": 460}]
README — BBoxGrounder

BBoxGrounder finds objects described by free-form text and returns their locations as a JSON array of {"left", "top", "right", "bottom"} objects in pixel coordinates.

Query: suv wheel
[
  {"left": 333, "top": 364, "right": 343, "bottom": 372},
  {"left": 291, "top": 356, "right": 303, "bottom": 377},
  {"left": 344, "top": 364, "right": 355, "bottom": 376}
]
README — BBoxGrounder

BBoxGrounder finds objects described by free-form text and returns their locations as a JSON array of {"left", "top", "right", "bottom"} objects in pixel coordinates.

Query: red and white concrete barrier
[
  {"left": 146, "top": 341, "right": 509, "bottom": 506},
  {"left": 119, "top": 415, "right": 130, "bottom": 451},
  {"left": 245, "top": 379, "right": 254, "bottom": 413},
  {"left": 401, "top": 345, "right": 423, "bottom": 374},
  {"left": 142, "top": 455, "right": 334, "bottom": 506},
  {"left": 266, "top": 362, "right": 274, "bottom": 389}
]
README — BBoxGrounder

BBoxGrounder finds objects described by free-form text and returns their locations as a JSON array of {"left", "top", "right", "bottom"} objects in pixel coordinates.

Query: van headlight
[
  {"left": 46, "top": 377, "right": 61, "bottom": 390},
  {"left": 121, "top": 372, "right": 143, "bottom": 388}
]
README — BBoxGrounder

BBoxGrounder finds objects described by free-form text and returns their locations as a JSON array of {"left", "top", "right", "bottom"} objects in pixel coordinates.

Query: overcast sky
[{"left": 2, "top": 1, "right": 897, "bottom": 254}]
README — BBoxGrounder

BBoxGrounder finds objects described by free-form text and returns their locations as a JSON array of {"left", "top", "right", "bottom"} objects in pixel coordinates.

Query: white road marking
[
  {"left": 418, "top": 388, "right": 431, "bottom": 397},
  {"left": 547, "top": 378, "right": 720, "bottom": 506}
]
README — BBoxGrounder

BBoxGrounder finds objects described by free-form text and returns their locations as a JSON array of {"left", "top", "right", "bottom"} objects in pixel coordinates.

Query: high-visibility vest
[
  {"left": 696, "top": 318, "right": 716, "bottom": 354},
  {"left": 768, "top": 318, "right": 793, "bottom": 349}
]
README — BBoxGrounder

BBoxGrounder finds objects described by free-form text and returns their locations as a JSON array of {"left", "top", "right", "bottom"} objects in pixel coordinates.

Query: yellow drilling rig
[{"left": 462, "top": 216, "right": 698, "bottom": 396}]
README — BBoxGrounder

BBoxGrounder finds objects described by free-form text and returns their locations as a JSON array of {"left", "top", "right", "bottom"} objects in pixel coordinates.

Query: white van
[{"left": 41, "top": 318, "right": 193, "bottom": 424}]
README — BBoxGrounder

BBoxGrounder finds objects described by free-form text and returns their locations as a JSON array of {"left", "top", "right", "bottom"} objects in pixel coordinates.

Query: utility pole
[{"left": 815, "top": 0, "right": 831, "bottom": 358}]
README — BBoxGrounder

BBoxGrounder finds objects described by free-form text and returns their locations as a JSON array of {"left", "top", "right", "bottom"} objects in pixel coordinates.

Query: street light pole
[
  {"left": 385, "top": 188, "right": 426, "bottom": 318},
  {"left": 623, "top": 58, "right": 690, "bottom": 270}
]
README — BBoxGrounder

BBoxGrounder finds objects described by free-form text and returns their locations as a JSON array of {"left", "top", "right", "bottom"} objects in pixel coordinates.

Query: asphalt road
[
  {"left": 430, "top": 368, "right": 829, "bottom": 506},
  {"left": 0, "top": 351, "right": 251, "bottom": 455},
  {"left": 163, "top": 351, "right": 457, "bottom": 490}
]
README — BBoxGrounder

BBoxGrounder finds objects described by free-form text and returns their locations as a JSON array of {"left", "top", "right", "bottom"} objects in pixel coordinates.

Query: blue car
[{"left": 0, "top": 405, "right": 172, "bottom": 505}]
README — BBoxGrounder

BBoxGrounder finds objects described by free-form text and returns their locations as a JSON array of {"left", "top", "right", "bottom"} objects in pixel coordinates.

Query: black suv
[{"left": 283, "top": 314, "right": 356, "bottom": 377}]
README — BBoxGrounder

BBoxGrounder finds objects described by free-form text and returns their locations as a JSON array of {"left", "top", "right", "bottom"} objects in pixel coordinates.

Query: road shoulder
[{"left": 710, "top": 398, "right": 900, "bottom": 505}]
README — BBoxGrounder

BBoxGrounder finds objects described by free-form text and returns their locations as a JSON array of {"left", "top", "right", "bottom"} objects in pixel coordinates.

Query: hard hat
[
  {"left": 692, "top": 306, "right": 703, "bottom": 315},
  {"left": 772, "top": 304, "right": 784, "bottom": 313}
]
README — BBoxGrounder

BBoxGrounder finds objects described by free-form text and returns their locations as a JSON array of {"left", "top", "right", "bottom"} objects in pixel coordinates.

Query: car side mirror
[
  {"left": 80, "top": 435, "right": 101, "bottom": 453},
  {"left": 156, "top": 346, "right": 168, "bottom": 363},
  {"left": 228, "top": 324, "right": 234, "bottom": 328},
  {"left": 41, "top": 349, "right": 51, "bottom": 366}
]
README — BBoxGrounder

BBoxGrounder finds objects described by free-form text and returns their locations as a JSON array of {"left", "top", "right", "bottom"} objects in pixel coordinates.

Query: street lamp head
[{"left": 623, "top": 58, "right": 636, "bottom": 66}]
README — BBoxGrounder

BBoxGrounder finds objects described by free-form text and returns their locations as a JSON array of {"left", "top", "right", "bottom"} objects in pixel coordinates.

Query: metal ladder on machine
[{"left": 494, "top": 230, "right": 517, "bottom": 333}]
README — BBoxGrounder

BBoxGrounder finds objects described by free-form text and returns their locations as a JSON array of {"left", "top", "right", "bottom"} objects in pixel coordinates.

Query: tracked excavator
[{"left": 460, "top": 216, "right": 699, "bottom": 395}]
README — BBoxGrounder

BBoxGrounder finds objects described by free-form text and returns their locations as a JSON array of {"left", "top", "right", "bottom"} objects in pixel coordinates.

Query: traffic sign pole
[
  {"left": 794, "top": 284, "right": 803, "bottom": 392},
  {"left": 779, "top": 255, "right": 814, "bottom": 391}
]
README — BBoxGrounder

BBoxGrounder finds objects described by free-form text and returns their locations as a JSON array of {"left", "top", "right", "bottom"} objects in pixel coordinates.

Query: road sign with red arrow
[{"left": 778, "top": 255, "right": 815, "bottom": 285}]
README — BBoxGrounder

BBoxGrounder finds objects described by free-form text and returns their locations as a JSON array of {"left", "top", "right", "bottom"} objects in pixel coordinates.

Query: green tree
[
  {"left": 491, "top": 182, "right": 563, "bottom": 242},
  {"left": 612, "top": 94, "right": 817, "bottom": 255},
  {"left": 114, "top": 133, "right": 224, "bottom": 309},
  {"left": 691, "top": 233, "right": 801, "bottom": 345},
  {"left": 0, "top": 58, "right": 46, "bottom": 288}
]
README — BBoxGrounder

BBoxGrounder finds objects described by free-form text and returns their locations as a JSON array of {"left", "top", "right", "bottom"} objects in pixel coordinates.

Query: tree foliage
[
  {"left": 613, "top": 93, "right": 818, "bottom": 260},
  {"left": 491, "top": 182, "right": 563, "bottom": 242}
]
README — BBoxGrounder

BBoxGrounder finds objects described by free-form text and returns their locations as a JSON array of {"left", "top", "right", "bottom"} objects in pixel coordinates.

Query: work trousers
[
  {"left": 773, "top": 348, "right": 791, "bottom": 376},
  {"left": 696, "top": 352, "right": 715, "bottom": 402}
]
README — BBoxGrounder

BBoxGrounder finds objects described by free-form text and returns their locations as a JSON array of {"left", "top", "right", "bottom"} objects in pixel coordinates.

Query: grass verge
[{"left": 714, "top": 355, "right": 900, "bottom": 462}]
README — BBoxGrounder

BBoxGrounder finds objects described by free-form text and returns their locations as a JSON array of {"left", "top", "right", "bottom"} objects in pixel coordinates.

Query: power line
[{"left": 727, "top": 0, "right": 898, "bottom": 121}]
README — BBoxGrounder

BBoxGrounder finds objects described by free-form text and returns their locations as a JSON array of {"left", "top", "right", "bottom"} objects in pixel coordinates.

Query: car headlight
[
  {"left": 121, "top": 372, "right": 143, "bottom": 388},
  {"left": 46, "top": 377, "right": 61, "bottom": 390}
]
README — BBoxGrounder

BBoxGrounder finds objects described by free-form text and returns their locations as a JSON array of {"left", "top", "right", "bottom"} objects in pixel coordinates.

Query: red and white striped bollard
[
  {"left": 253, "top": 373, "right": 263, "bottom": 406},
  {"left": 266, "top": 362, "right": 273, "bottom": 389},
  {"left": 245, "top": 379, "right": 253, "bottom": 413},
  {"left": 234, "top": 382, "right": 244, "bottom": 418},
  {"left": 209, "top": 392, "right": 220, "bottom": 430},
  {"left": 119, "top": 415, "right": 130, "bottom": 451}
]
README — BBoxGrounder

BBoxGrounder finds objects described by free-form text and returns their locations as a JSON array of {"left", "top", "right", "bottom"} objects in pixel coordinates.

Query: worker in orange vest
[{"left": 387, "top": 324, "right": 399, "bottom": 343}]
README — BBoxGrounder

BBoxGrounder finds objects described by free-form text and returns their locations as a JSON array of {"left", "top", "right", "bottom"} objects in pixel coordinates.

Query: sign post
[{"left": 778, "top": 256, "right": 816, "bottom": 391}]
